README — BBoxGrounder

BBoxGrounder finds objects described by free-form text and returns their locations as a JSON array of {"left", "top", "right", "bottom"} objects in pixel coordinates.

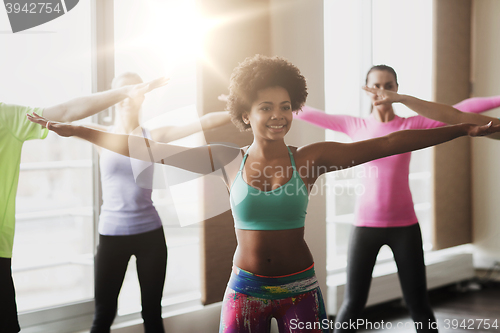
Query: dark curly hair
[{"left": 227, "top": 55, "right": 308, "bottom": 131}]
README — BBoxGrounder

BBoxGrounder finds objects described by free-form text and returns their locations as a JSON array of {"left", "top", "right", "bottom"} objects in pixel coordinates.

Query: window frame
[{"left": 324, "top": 0, "right": 435, "bottom": 272}]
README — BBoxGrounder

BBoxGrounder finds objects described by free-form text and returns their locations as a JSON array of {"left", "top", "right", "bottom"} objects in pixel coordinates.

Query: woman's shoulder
[{"left": 291, "top": 144, "right": 324, "bottom": 161}]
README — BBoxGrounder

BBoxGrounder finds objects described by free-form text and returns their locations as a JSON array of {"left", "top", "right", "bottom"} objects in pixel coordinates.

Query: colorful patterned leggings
[{"left": 219, "top": 264, "right": 329, "bottom": 333}]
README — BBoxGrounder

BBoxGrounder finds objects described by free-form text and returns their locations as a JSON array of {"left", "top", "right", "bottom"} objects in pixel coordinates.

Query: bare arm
[
  {"left": 43, "top": 77, "right": 169, "bottom": 122},
  {"left": 81, "top": 123, "right": 110, "bottom": 154},
  {"left": 363, "top": 86, "right": 500, "bottom": 140},
  {"left": 150, "top": 111, "right": 231, "bottom": 142},
  {"left": 27, "top": 113, "right": 241, "bottom": 177},
  {"left": 304, "top": 122, "right": 500, "bottom": 176},
  {"left": 398, "top": 94, "right": 500, "bottom": 125},
  {"left": 294, "top": 105, "right": 353, "bottom": 134}
]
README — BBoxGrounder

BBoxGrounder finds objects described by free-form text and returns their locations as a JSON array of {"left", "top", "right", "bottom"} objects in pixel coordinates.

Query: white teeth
[{"left": 269, "top": 125, "right": 284, "bottom": 129}]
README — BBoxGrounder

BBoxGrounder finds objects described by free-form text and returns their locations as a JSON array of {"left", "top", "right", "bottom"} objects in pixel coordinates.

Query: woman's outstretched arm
[
  {"left": 150, "top": 111, "right": 231, "bottom": 142},
  {"left": 26, "top": 113, "right": 241, "bottom": 176},
  {"left": 43, "top": 77, "right": 169, "bottom": 122},
  {"left": 293, "top": 105, "right": 354, "bottom": 134},
  {"left": 363, "top": 86, "right": 500, "bottom": 139},
  {"left": 304, "top": 121, "right": 500, "bottom": 175},
  {"left": 453, "top": 95, "right": 500, "bottom": 113}
]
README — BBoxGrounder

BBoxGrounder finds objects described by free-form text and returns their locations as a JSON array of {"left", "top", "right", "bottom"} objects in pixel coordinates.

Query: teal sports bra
[{"left": 230, "top": 146, "right": 309, "bottom": 230}]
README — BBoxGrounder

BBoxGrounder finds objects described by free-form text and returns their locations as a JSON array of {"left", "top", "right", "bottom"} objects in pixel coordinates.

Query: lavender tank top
[{"left": 98, "top": 128, "right": 162, "bottom": 235}]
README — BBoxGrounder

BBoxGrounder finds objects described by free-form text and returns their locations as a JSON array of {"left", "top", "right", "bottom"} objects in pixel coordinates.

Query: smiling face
[
  {"left": 366, "top": 69, "right": 398, "bottom": 112},
  {"left": 242, "top": 86, "right": 293, "bottom": 142}
]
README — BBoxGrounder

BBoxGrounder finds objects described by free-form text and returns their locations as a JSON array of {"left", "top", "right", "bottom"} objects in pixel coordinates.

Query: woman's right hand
[
  {"left": 362, "top": 86, "right": 403, "bottom": 106},
  {"left": 27, "top": 113, "right": 76, "bottom": 137},
  {"left": 126, "top": 77, "right": 169, "bottom": 100}
]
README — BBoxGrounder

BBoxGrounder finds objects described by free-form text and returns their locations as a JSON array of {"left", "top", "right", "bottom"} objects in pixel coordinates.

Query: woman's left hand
[{"left": 362, "top": 86, "right": 402, "bottom": 106}]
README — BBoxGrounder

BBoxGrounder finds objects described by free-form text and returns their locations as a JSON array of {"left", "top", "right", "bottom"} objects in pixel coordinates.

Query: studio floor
[{"left": 356, "top": 280, "right": 500, "bottom": 333}]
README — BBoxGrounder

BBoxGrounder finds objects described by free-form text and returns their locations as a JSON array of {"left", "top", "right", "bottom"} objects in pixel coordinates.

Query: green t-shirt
[{"left": 0, "top": 103, "right": 48, "bottom": 258}]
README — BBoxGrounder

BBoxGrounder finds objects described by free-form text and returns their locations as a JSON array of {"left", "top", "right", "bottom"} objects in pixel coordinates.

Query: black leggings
[
  {"left": 0, "top": 258, "right": 20, "bottom": 333},
  {"left": 91, "top": 227, "right": 167, "bottom": 333},
  {"left": 334, "top": 224, "right": 438, "bottom": 333}
]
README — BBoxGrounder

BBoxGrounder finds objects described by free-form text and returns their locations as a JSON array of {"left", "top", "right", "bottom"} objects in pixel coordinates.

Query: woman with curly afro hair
[{"left": 27, "top": 54, "right": 500, "bottom": 333}]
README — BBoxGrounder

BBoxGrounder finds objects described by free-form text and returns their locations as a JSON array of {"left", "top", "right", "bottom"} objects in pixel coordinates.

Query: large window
[
  {"left": 112, "top": 0, "right": 203, "bottom": 318},
  {"left": 324, "top": 0, "right": 434, "bottom": 271},
  {"left": 0, "top": 2, "right": 94, "bottom": 311},
  {"left": 1, "top": 0, "right": 204, "bottom": 328}
]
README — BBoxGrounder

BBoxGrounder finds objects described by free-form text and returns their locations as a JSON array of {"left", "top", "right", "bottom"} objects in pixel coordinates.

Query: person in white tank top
[{"left": 87, "top": 72, "right": 232, "bottom": 333}]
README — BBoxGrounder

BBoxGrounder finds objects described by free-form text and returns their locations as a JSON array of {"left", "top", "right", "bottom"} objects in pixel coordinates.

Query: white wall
[{"left": 471, "top": 0, "right": 500, "bottom": 268}]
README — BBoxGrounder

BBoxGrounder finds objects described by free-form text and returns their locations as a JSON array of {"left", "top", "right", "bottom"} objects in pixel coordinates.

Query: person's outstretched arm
[
  {"left": 304, "top": 121, "right": 500, "bottom": 175},
  {"left": 363, "top": 86, "right": 500, "bottom": 139},
  {"left": 42, "top": 77, "right": 169, "bottom": 122},
  {"left": 150, "top": 111, "right": 231, "bottom": 142},
  {"left": 26, "top": 113, "right": 240, "bottom": 176},
  {"left": 293, "top": 105, "right": 355, "bottom": 135},
  {"left": 453, "top": 95, "right": 500, "bottom": 113}
]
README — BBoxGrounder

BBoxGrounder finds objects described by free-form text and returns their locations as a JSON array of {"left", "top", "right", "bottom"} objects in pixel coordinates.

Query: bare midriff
[{"left": 233, "top": 227, "right": 314, "bottom": 276}]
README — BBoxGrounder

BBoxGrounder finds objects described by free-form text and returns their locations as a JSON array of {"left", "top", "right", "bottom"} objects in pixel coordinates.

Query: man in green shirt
[{"left": 0, "top": 77, "right": 167, "bottom": 333}]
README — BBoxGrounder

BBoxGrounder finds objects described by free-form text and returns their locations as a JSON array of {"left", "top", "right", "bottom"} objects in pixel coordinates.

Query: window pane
[
  {"left": 372, "top": 0, "right": 434, "bottom": 251},
  {"left": 324, "top": 0, "right": 367, "bottom": 270},
  {"left": 325, "top": 0, "right": 434, "bottom": 269},
  {"left": 112, "top": 0, "right": 202, "bottom": 316}
]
